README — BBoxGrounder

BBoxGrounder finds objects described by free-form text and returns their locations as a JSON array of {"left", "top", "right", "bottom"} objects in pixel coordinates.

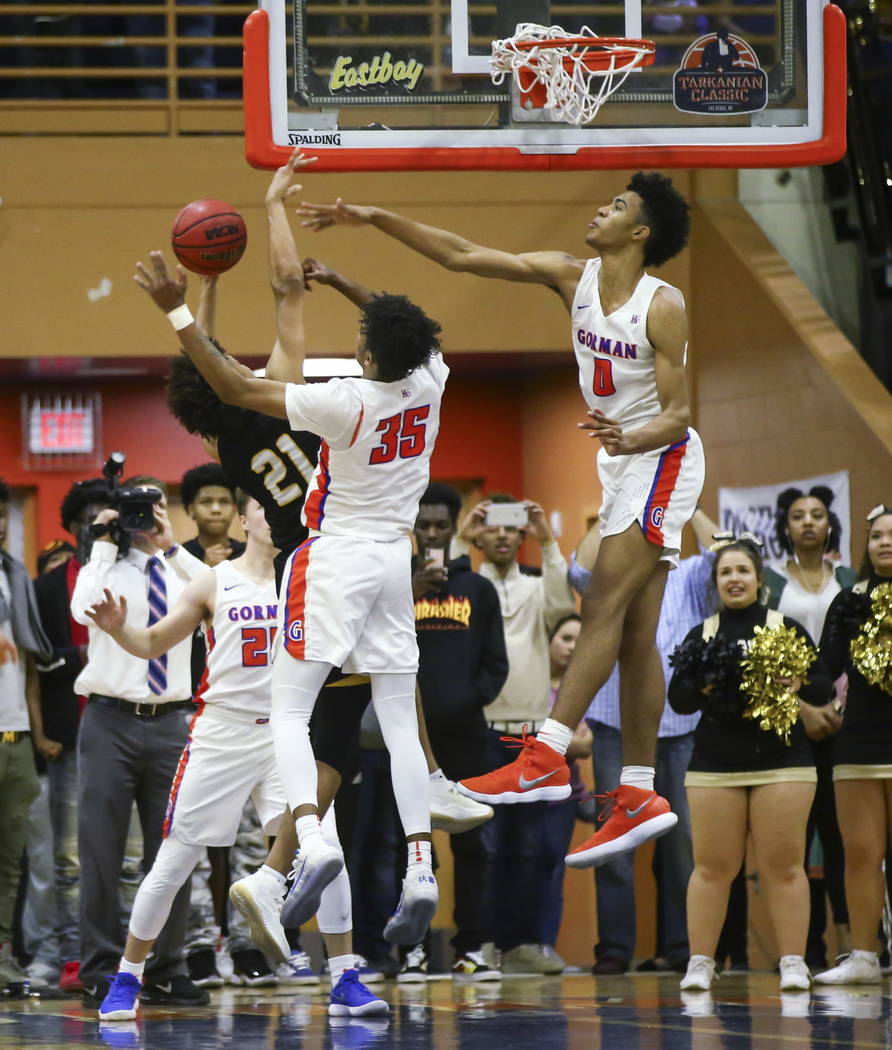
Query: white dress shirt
[
  {"left": 0, "top": 566, "right": 28, "bottom": 731},
  {"left": 71, "top": 541, "right": 207, "bottom": 703}
]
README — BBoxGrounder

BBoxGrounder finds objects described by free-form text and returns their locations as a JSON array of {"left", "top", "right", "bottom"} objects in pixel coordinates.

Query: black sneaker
[
  {"left": 140, "top": 974, "right": 211, "bottom": 1006},
  {"left": 187, "top": 947, "right": 224, "bottom": 989},
  {"left": 81, "top": 977, "right": 111, "bottom": 1005},
  {"left": 230, "top": 948, "right": 278, "bottom": 988}
]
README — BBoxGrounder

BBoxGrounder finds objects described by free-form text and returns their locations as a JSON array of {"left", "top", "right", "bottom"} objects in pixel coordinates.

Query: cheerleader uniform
[
  {"left": 668, "top": 603, "right": 833, "bottom": 787},
  {"left": 820, "top": 576, "right": 892, "bottom": 779}
]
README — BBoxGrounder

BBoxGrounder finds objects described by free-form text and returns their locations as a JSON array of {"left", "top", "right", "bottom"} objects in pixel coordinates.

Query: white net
[{"left": 491, "top": 23, "right": 654, "bottom": 126}]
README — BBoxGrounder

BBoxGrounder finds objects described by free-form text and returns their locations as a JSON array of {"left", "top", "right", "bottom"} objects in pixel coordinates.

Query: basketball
[{"left": 170, "top": 199, "right": 247, "bottom": 276}]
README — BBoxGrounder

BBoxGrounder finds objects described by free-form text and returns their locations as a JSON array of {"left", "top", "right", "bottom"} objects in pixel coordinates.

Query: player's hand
[
  {"left": 0, "top": 631, "right": 18, "bottom": 666},
  {"left": 798, "top": 700, "right": 841, "bottom": 740},
  {"left": 149, "top": 503, "right": 176, "bottom": 553},
  {"left": 302, "top": 258, "right": 338, "bottom": 289},
  {"left": 525, "top": 501, "right": 554, "bottom": 546},
  {"left": 298, "top": 198, "right": 374, "bottom": 231},
  {"left": 199, "top": 274, "right": 219, "bottom": 291},
  {"left": 134, "top": 251, "right": 188, "bottom": 313},
  {"left": 265, "top": 149, "right": 318, "bottom": 205},
  {"left": 457, "top": 501, "right": 491, "bottom": 545},
  {"left": 203, "top": 542, "right": 233, "bottom": 567},
  {"left": 85, "top": 588, "right": 128, "bottom": 635},
  {"left": 412, "top": 560, "right": 448, "bottom": 600},
  {"left": 35, "top": 734, "right": 64, "bottom": 761},
  {"left": 776, "top": 675, "right": 803, "bottom": 695},
  {"left": 578, "top": 409, "right": 627, "bottom": 456}
]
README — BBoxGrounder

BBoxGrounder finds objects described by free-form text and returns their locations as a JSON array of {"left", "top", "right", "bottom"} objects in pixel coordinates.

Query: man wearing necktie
[{"left": 70, "top": 476, "right": 209, "bottom": 1008}]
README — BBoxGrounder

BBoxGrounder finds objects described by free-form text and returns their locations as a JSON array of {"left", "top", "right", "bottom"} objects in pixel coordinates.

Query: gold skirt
[
  {"left": 685, "top": 768, "right": 817, "bottom": 788},
  {"left": 833, "top": 764, "right": 892, "bottom": 781}
]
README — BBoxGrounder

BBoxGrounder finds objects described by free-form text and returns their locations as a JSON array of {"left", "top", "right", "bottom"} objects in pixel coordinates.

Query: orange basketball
[{"left": 171, "top": 199, "right": 247, "bottom": 276}]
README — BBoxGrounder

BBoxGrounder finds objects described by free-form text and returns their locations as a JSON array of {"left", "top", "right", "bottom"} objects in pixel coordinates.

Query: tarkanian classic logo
[{"left": 673, "top": 30, "right": 767, "bottom": 115}]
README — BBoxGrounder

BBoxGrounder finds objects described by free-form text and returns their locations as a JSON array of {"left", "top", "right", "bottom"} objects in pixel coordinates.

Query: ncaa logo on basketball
[
  {"left": 651, "top": 507, "right": 665, "bottom": 529},
  {"left": 288, "top": 620, "right": 304, "bottom": 643},
  {"left": 673, "top": 32, "right": 767, "bottom": 115}
]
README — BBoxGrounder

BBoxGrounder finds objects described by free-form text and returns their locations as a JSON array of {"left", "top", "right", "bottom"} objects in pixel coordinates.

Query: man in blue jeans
[{"left": 570, "top": 508, "right": 717, "bottom": 973}]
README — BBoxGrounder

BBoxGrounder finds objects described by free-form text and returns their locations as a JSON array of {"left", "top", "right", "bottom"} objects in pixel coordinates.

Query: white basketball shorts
[
  {"left": 597, "top": 427, "right": 705, "bottom": 567},
  {"left": 278, "top": 533, "right": 419, "bottom": 674},
  {"left": 163, "top": 703, "right": 286, "bottom": 846}
]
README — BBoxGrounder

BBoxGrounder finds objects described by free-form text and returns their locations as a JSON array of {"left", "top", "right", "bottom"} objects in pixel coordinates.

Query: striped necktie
[{"left": 146, "top": 556, "right": 168, "bottom": 695}]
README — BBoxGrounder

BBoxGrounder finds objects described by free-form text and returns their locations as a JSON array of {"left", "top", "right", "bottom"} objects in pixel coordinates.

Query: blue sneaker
[
  {"left": 329, "top": 970, "right": 390, "bottom": 1017},
  {"left": 98, "top": 972, "right": 141, "bottom": 1021}
]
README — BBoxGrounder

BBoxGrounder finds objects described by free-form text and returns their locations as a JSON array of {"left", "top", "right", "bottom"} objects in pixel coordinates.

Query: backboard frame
[{"left": 243, "top": 2, "right": 846, "bottom": 172}]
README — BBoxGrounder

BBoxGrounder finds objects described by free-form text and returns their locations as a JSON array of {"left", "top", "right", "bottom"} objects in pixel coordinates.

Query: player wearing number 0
[
  {"left": 298, "top": 173, "right": 705, "bottom": 868},
  {"left": 85, "top": 494, "right": 387, "bottom": 1021},
  {"left": 135, "top": 248, "right": 448, "bottom": 950}
]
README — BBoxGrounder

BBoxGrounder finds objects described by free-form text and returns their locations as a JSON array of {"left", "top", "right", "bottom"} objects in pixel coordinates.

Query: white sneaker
[
  {"left": 814, "top": 952, "right": 882, "bottom": 985},
  {"left": 228, "top": 868, "right": 290, "bottom": 964},
  {"left": 779, "top": 955, "right": 811, "bottom": 991},
  {"left": 281, "top": 840, "right": 345, "bottom": 930},
  {"left": 430, "top": 779, "right": 494, "bottom": 833},
  {"left": 397, "top": 944, "right": 430, "bottom": 984},
  {"left": 276, "top": 950, "right": 320, "bottom": 986},
  {"left": 384, "top": 867, "right": 438, "bottom": 945},
  {"left": 25, "top": 961, "right": 56, "bottom": 989},
  {"left": 680, "top": 990, "right": 714, "bottom": 1017},
  {"left": 680, "top": 955, "right": 716, "bottom": 991}
]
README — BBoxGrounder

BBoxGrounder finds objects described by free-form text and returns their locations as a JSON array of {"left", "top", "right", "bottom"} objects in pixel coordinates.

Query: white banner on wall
[{"left": 718, "top": 470, "right": 852, "bottom": 568}]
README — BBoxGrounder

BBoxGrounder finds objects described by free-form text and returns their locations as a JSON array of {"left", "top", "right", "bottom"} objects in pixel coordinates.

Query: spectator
[
  {"left": 764, "top": 486, "right": 852, "bottom": 970},
  {"left": 669, "top": 537, "right": 836, "bottom": 993},
  {"left": 0, "top": 479, "right": 53, "bottom": 994},
  {"left": 69, "top": 476, "right": 210, "bottom": 1008},
  {"left": 180, "top": 462, "right": 245, "bottom": 567},
  {"left": 454, "top": 494, "right": 576, "bottom": 975},
  {"left": 23, "top": 480, "right": 111, "bottom": 993},
  {"left": 36, "top": 540, "right": 75, "bottom": 577},
  {"left": 406, "top": 482, "right": 508, "bottom": 980},
  {"left": 574, "top": 509, "right": 717, "bottom": 974},
  {"left": 814, "top": 504, "right": 892, "bottom": 986}
]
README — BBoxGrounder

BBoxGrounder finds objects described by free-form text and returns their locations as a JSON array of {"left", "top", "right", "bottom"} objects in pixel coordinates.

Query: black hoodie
[{"left": 414, "top": 554, "right": 508, "bottom": 737}]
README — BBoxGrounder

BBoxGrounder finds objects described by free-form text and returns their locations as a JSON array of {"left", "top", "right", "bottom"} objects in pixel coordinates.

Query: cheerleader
[
  {"left": 813, "top": 505, "right": 892, "bottom": 985},
  {"left": 668, "top": 538, "right": 834, "bottom": 993}
]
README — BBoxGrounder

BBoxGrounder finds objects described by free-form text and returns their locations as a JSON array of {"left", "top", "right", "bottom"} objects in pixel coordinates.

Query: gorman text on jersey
[{"left": 576, "top": 328, "right": 638, "bottom": 359}]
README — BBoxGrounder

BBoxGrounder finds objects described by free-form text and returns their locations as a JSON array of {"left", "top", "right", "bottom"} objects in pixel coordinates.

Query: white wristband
[{"left": 166, "top": 305, "right": 194, "bottom": 331}]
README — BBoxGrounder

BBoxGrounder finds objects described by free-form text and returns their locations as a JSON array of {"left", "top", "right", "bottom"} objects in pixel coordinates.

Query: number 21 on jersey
[
  {"left": 241, "top": 625, "right": 277, "bottom": 667},
  {"left": 369, "top": 405, "right": 430, "bottom": 464}
]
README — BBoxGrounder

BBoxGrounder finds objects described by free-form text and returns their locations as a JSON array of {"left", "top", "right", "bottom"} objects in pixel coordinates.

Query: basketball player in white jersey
[
  {"left": 134, "top": 249, "right": 447, "bottom": 948},
  {"left": 83, "top": 495, "right": 387, "bottom": 1021},
  {"left": 297, "top": 172, "right": 704, "bottom": 868}
]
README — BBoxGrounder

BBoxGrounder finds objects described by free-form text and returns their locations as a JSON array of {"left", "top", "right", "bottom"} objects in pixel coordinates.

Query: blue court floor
[{"left": 3, "top": 973, "right": 890, "bottom": 1050}]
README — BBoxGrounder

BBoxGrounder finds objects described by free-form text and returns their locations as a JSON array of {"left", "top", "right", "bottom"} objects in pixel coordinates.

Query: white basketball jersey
[
  {"left": 196, "top": 560, "right": 278, "bottom": 716},
  {"left": 285, "top": 352, "right": 449, "bottom": 541},
  {"left": 571, "top": 258, "right": 680, "bottom": 430}
]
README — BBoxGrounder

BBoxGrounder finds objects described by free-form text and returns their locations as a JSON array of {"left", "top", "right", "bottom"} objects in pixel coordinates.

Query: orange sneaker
[
  {"left": 456, "top": 728, "right": 571, "bottom": 804},
  {"left": 565, "top": 785, "right": 677, "bottom": 868}
]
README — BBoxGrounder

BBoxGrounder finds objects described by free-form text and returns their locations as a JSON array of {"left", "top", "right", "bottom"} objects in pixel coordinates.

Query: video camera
[{"left": 87, "top": 452, "right": 162, "bottom": 545}]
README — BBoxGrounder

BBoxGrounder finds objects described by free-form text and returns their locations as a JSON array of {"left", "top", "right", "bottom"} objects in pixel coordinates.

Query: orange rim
[{"left": 512, "top": 35, "right": 654, "bottom": 52}]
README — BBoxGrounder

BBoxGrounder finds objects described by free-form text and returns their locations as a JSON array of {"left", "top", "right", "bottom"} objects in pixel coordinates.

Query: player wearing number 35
[
  {"left": 135, "top": 247, "right": 448, "bottom": 947},
  {"left": 298, "top": 172, "right": 705, "bottom": 868}
]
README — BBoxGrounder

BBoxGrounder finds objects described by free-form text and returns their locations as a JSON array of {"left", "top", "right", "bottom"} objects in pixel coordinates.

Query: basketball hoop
[{"left": 491, "top": 23, "right": 656, "bottom": 126}]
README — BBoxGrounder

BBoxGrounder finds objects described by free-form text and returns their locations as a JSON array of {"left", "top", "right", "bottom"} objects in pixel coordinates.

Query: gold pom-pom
[
  {"left": 850, "top": 583, "right": 892, "bottom": 694},
  {"left": 740, "top": 624, "right": 816, "bottom": 744}
]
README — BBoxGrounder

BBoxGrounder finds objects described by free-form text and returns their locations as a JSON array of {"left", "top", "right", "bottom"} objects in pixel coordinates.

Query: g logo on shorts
[
  {"left": 288, "top": 620, "right": 304, "bottom": 643},
  {"left": 650, "top": 506, "right": 665, "bottom": 528}
]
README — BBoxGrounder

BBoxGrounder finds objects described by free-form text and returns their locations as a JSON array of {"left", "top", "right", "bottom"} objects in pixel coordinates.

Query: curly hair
[
  {"left": 181, "top": 462, "right": 238, "bottom": 508},
  {"left": 419, "top": 482, "right": 462, "bottom": 524},
  {"left": 166, "top": 353, "right": 246, "bottom": 439},
  {"left": 360, "top": 294, "right": 441, "bottom": 383},
  {"left": 774, "top": 485, "right": 841, "bottom": 556},
  {"left": 59, "top": 477, "right": 111, "bottom": 532},
  {"left": 627, "top": 172, "right": 690, "bottom": 267}
]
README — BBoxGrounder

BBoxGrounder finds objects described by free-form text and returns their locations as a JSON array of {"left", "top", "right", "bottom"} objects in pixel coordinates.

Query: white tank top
[
  {"left": 196, "top": 560, "right": 278, "bottom": 716},
  {"left": 571, "top": 258, "right": 680, "bottom": 430}
]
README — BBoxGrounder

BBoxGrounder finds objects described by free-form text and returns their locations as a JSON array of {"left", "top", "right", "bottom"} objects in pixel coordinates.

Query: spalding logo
[
  {"left": 204, "top": 224, "right": 239, "bottom": 241},
  {"left": 651, "top": 507, "right": 665, "bottom": 528},
  {"left": 288, "top": 620, "right": 304, "bottom": 642}
]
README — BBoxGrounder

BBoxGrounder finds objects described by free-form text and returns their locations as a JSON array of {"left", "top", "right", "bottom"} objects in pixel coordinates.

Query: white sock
[
  {"left": 429, "top": 768, "right": 448, "bottom": 785},
  {"left": 119, "top": 957, "right": 145, "bottom": 979},
  {"left": 261, "top": 864, "right": 287, "bottom": 889},
  {"left": 620, "top": 766, "right": 655, "bottom": 791},
  {"left": 408, "top": 841, "right": 433, "bottom": 868},
  {"left": 296, "top": 815, "right": 324, "bottom": 849},
  {"left": 328, "top": 953, "right": 355, "bottom": 985},
  {"left": 536, "top": 717, "right": 573, "bottom": 757}
]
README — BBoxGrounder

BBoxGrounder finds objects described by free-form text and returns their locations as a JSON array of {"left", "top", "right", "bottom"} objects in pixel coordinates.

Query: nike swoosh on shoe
[
  {"left": 153, "top": 982, "right": 173, "bottom": 994},
  {"left": 518, "top": 771, "right": 556, "bottom": 790},
  {"left": 625, "top": 796, "right": 657, "bottom": 819}
]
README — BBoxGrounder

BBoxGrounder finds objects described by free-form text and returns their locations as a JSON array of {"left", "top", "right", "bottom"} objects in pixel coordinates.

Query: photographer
[{"left": 70, "top": 473, "right": 209, "bottom": 1008}]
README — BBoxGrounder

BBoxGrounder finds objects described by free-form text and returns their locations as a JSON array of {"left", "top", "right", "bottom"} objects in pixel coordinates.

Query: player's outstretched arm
[
  {"left": 265, "top": 150, "right": 318, "bottom": 385},
  {"left": 135, "top": 251, "right": 289, "bottom": 419},
  {"left": 85, "top": 571, "right": 213, "bottom": 659},
  {"left": 303, "top": 257, "right": 377, "bottom": 308},
  {"left": 298, "top": 199, "right": 582, "bottom": 293},
  {"left": 195, "top": 274, "right": 218, "bottom": 338}
]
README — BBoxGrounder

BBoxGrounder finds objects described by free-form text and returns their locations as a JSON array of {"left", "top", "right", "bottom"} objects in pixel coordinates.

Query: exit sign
[{"left": 26, "top": 397, "right": 97, "bottom": 454}]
